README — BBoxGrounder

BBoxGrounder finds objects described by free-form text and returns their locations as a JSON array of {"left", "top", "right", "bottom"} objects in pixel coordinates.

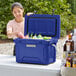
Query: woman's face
[{"left": 12, "top": 6, "right": 24, "bottom": 19}]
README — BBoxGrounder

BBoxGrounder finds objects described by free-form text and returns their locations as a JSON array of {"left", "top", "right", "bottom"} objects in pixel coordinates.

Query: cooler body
[{"left": 14, "top": 38, "right": 58, "bottom": 64}]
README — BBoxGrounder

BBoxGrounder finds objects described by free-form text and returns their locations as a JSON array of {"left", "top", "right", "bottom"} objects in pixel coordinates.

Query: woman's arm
[{"left": 7, "top": 30, "right": 19, "bottom": 39}]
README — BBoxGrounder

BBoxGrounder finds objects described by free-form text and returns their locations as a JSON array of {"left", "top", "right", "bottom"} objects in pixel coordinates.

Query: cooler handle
[
  {"left": 49, "top": 42, "right": 58, "bottom": 57},
  {"left": 49, "top": 38, "right": 58, "bottom": 53},
  {"left": 52, "top": 43, "right": 59, "bottom": 59}
]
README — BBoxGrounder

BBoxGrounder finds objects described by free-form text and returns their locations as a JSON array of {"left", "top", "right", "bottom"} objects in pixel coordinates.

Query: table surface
[{"left": 0, "top": 54, "right": 61, "bottom": 71}]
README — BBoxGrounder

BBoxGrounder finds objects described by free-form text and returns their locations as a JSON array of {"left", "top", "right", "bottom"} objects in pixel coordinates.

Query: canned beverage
[
  {"left": 66, "top": 52, "right": 72, "bottom": 67},
  {"left": 72, "top": 57, "right": 76, "bottom": 68},
  {"left": 66, "top": 61, "right": 71, "bottom": 67}
]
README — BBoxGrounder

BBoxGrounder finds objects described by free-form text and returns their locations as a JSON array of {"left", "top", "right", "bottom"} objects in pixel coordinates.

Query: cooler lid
[{"left": 24, "top": 14, "right": 60, "bottom": 39}]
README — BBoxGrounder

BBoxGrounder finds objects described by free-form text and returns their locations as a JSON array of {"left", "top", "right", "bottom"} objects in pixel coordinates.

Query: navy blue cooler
[{"left": 14, "top": 14, "right": 60, "bottom": 65}]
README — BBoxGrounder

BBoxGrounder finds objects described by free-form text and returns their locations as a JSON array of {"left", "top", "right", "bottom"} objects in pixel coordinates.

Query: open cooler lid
[{"left": 24, "top": 14, "right": 60, "bottom": 39}]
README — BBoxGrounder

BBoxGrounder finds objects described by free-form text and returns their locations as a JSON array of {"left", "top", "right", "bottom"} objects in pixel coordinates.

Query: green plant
[
  {"left": 0, "top": 0, "right": 76, "bottom": 39},
  {"left": 61, "top": 29, "right": 67, "bottom": 37}
]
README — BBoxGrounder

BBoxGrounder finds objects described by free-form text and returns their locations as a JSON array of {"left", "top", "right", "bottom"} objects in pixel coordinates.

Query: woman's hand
[
  {"left": 17, "top": 32, "right": 25, "bottom": 39},
  {"left": 27, "top": 12, "right": 33, "bottom": 16}
]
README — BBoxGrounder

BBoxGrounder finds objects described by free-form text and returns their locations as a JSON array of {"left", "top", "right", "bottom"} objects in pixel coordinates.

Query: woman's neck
[{"left": 15, "top": 17, "right": 24, "bottom": 23}]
